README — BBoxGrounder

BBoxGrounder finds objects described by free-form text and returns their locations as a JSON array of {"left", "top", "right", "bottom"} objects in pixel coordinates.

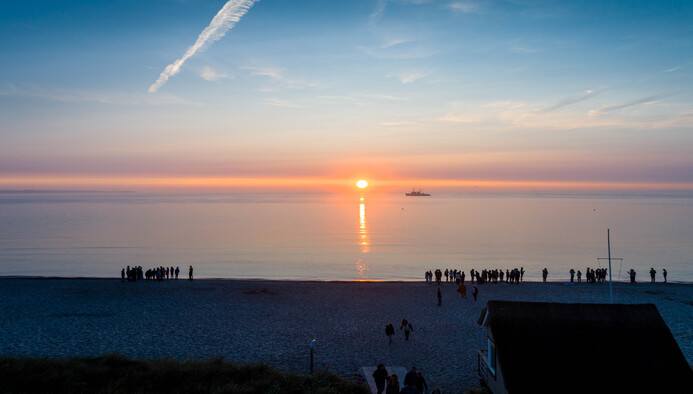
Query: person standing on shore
[
  {"left": 401, "top": 319, "right": 413, "bottom": 341},
  {"left": 385, "top": 323, "right": 395, "bottom": 344},
  {"left": 628, "top": 269, "right": 636, "bottom": 284},
  {"left": 663, "top": 268, "right": 667, "bottom": 283},
  {"left": 542, "top": 268, "right": 548, "bottom": 282},
  {"left": 520, "top": 267, "right": 525, "bottom": 281},
  {"left": 577, "top": 270, "right": 582, "bottom": 283},
  {"left": 472, "top": 285, "right": 479, "bottom": 301},
  {"left": 372, "top": 363, "right": 389, "bottom": 394},
  {"left": 175, "top": 266, "right": 180, "bottom": 279},
  {"left": 650, "top": 268, "right": 656, "bottom": 283},
  {"left": 121, "top": 268, "right": 125, "bottom": 282},
  {"left": 570, "top": 268, "right": 575, "bottom": 282},
  {"left": 188, "top": 265, "right": 193, "bottom": 281},
  {"left": 437, "top": 288, "right": 442, "bottom": 307}
]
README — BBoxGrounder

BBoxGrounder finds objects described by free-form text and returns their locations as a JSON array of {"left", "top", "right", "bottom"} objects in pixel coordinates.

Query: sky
[{"left": 1, "top": 0, "right": 692, "bottom": 192}]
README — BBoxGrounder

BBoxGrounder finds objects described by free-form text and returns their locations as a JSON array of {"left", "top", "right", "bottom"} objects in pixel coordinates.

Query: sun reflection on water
[{"left": 356, "top": 194, "right": 370, "bottom": 279}]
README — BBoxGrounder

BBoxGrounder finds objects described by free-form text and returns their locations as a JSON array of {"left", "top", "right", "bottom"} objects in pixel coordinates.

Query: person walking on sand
[
  {"left": 372, "top": 363, "right": 389, "bottom": 394},
  {"left": 400, "top": 319, "right": 413, "bottom": 341},
  {"left": 542, "top": 267, "right": 548, "bottom": 282},
  {"left": 415, "top": 371, "right": 428, "bottom": 394},
  {"left": 662, "top": 268, "right": 667, "bottom": 283},
  {"left": 457, "top": 282, "right": 467, "bottom": 298},
  {"left": 472, "top": 285, "right": 479, "bottom": 301},
  {"left": 437, "top": 288, "right": 442, "bottom": 307},
  {"left": 188, "top": 265, "right": 193, "bottom": 280},
  {"left": 385, "top": 323, "right": 395, "bottom": 344},
  {"left": 649, "top": 267, "right": 656, "bottom": 283}
]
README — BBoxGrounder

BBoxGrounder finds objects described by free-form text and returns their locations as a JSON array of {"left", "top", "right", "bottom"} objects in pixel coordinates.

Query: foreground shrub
[{"left": 0, "top": 354, "right": 369, "bottom": 394}]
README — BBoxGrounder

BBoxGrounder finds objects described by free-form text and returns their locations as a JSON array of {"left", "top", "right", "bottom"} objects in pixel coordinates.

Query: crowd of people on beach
[
  {"left": 424, "top": 267, "right": 527, "bottom": 286},
  {"left": 121, "top": 265, "right": 194, "bottom": 282}
]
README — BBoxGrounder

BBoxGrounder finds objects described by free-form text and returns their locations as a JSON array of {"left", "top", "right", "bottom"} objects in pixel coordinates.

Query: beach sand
[{"left": 0, "top": 278, "right": 691, "bottom": 393}]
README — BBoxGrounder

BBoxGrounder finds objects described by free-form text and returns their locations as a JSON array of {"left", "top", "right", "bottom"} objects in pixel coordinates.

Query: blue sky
[{"left": 1, "top": 0, "right": 692, "bottom": 190}]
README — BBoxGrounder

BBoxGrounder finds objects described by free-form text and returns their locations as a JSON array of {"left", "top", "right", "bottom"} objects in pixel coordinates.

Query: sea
[{"left": 1, "top": 191, "right": 692, "bottom": 282}]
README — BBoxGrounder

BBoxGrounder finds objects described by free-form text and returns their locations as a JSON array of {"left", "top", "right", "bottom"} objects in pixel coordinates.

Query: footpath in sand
[{"left": 0, "top": 278, "right": 691, "bottom": 393}]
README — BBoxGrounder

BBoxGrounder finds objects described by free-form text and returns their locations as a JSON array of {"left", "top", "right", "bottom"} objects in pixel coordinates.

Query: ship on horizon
[{"left": 405, "top": 188, "right": 431, "bottom": 196}]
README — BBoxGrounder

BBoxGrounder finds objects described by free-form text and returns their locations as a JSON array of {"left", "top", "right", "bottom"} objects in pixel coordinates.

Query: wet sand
[{"left": 0, "top": 278, "right": 690, "bottom": 393}]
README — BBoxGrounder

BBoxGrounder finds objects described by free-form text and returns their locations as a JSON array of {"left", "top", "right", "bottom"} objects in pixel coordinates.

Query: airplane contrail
[{"left": 149, "top": 0, "right": 259, "bottom": 93}]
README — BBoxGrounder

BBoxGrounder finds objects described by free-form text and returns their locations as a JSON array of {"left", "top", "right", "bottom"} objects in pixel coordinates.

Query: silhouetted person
[
  {"left": 415, "top": 371, "right": 428, "bottom": 394},
  {"left": 542, "top": 268, "right": 548, "bottom": 282},
  {"left": 403, "top": 366, "right": 417, "bottom": 388},
  {"left": 175, "top": 266, "right": 180, "bottom": 279},
  {"left": 520, "top": 266, "right": 525, "bottom": 281},
  {"left": 385, "top": 323, "right": 395, "bottom": 344},
  {"left": 569, "top": 268, "right": 575, "bottom": 282},
  {"left": 385, "top": 374, "right": 399, "bottom": 394},
  {"left": 472, "top": 285, "right": 479, "bottom": 301},
  {"left": 649, "top": 267, "right": 656, "bottom": 283},
  {"left": 628, "top": 269, "right": 636, "bottom": 284},
  {"left": 121, "top": 268, "right": 125, "bottom": 282},
  {"left": 437, "top": 288, "right": 441, "bottom": 307},
  {"left": 373, "top": 363, "right": 389, "bottom": 394},
  {"left": 188, "top": 265, "right": 193, "bottom": 280},
  {"left": 400, "top": 319, "right": 413, "bottom": 341},
  {"left": 662, "top": 268, "right": 667, "bottom": 283}
]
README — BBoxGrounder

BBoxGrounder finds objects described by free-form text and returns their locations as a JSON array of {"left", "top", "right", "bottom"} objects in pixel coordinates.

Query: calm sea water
[{"left": 1, "top": 191, "right": 692, "bottom": 282}]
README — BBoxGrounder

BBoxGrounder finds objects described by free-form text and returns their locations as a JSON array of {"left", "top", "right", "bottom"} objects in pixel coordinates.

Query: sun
[{"left": 356, "top": 179, "right": 369, "bottom": 189}]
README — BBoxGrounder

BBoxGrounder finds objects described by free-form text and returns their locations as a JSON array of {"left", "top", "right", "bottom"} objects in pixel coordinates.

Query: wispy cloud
[
  {"left": 663, "top": 66, "right": 682, "bottom": 73},
  {"left": 370, "top": 0, "right": 388, "bottom": 26},
  {"left": 200, "top": 66, "right": 230, "bottom": 81},
  {"left": 239, "top": 66, "right": 284, "bottom": 80},
  {"left": 590, "top": 94, "right": 665, "bottom": 116},
  {"left": 149, "top": 0, "right": 259, "bottom": 93},
  {"left": 447, "top": 1, "right": 482, "bottom": 14},
  {"left": 540, "top": 89, "right": 598, "bottom": 113},
  {"left": 390, "top": 71, "right": 430, "bottom": 84},
  {"left": 264, "top": 97, "right": 307, "bottom": 108}
]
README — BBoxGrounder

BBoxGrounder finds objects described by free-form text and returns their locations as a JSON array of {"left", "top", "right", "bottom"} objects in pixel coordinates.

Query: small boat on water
[{"left": 405, "top": 188, "right": 431, "bottom": 196}]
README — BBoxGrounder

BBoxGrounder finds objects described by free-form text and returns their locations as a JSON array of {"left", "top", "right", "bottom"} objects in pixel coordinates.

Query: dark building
[{"left": 477, "top": 301, "right": 692, "bottom": 394}]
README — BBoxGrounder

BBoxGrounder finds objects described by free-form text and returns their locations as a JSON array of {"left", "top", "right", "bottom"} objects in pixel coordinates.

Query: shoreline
[
  {"left": 2, "top": 275, "right": 692, "bottom": 285},
  {"left": 1, "top": 278, "right": 691, "bottom": 393}
]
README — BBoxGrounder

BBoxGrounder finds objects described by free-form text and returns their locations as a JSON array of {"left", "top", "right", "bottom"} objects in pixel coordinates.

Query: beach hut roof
[{"left": 478, "top": 301, "right": 692, "bottom": 393}]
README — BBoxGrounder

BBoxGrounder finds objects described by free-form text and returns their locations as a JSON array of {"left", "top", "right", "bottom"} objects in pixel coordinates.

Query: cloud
[
  {"left": 239, "top": 66, "right": 284, "bottom": 80},
  {"left": 589, "top": 94, "right": 665, "bottom": 116},
  {"left": 390, "top": 71, "right": 429, "bottom": 84},
  {"left": 149, "top": 0, "right": 259, "bottom": 93},
  {"left": 200, "top": 66, "right": 230, "bottom": 81},
  {"left": 447, "top": 1, "right": 482, "bottom": 14},
  {"left": 264, "top": 97, "right": 307, "bottom": 108},
  {"left": 663, "top": 66, "right": 682, "bottom": 73},
  {"left": 540, "top": 89, "right": 598, "bottom": 113},
  {"left": 370, "top": 0, "right": 388, "bottom": 26}
]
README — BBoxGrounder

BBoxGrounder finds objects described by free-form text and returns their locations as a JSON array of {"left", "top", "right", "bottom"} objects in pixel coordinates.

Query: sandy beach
[{"left": 0, "top": 278, "right": 690, "bottom": 393}]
